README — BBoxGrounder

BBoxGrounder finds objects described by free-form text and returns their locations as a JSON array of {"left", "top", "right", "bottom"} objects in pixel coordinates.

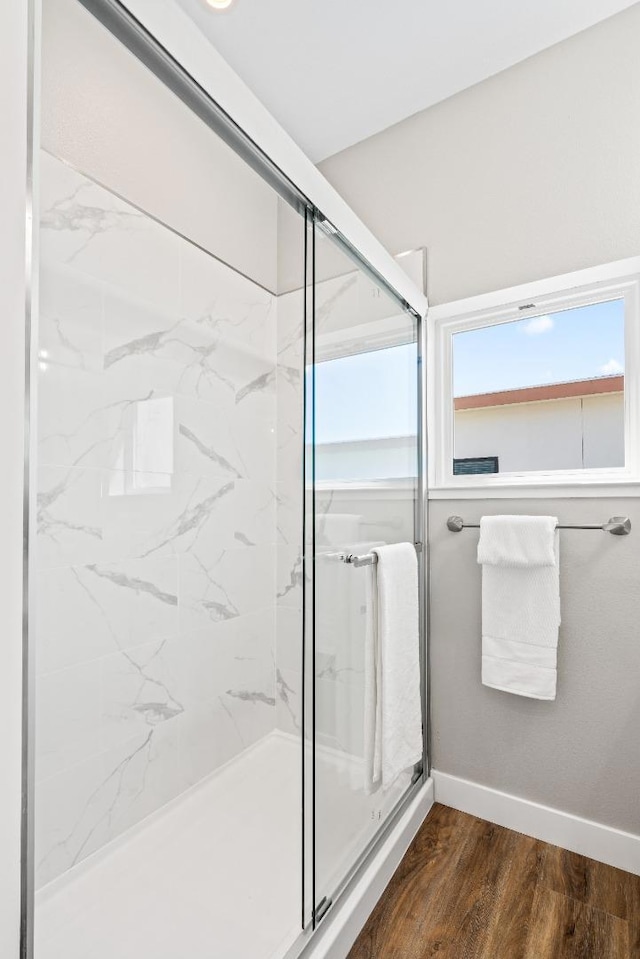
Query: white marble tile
[
  {"left": 182, "top": 613, "right": 275, "bottom": 702},
  {"left": 36, "top": 557, "right": 179, "bottom": 674},
  {"left": 36, "top": 661, "right": 104, "bottom": 782},
  {"left": 99, "top": 719, "right": 184, "bottom": 844},
  {"left": 275, "top": 606, "right": 303, "bottom": 673},
  {"left": 275, "top": 482, "right": 302, "bottom": 547},
  {"left": 276, "top": 544, "right": 303, "bottom": 610},
  {"left": 38, "top": 364, "right": 109, "bottom": 470},
  {"left": 101, "top": 282, "right": 276, "bottom": 413},
  {"left": 35, "top": 749, "right": 115, "bottom": 889},
  {"left": 101, "top": 470, "right": 237, "bottom": 560},
  {"left": 177, "top": 701, "right": 245, "bottom": 790},
  {"left": 102, "top": 286, "right": 197, "bottom": 404},
  {"left": 36, "top": 569, "right": 111, "bottom": 673},
  {"left": 276, "top": 288, "right": 304, "bottom": 367},
  {"left": 105, "top": 472, "right": 277, "bottom": 553},
  {"left": 37, "top": 466, "right": 104, "bottom": 569},
  {"left": 104, "top": 392, "right": 175, "bottom": 480},
  {"left": 180, "top": 613, "right": 276, "bottom": 785},
  {"left": 173, "top": 392, "right": 276, "bottom": 483},
  {"left": 35, "top": 719, "right": 184, "bottom": 889},
  {"left": 100, "top": 639, "right": 186, "bottom": 745},
  {"left": 39, "top": 261, "right": 103, "bottom": 371},
  {"left": 180, "top": 239, "right": 277, "bottom": 362},
  {"left": 174, "top": 395, "right": 243, "bottom": 480},
  {"left": 275, "top": 666, "right": 301, "bottom": 736},
  {"left": 179, "top": 546, "right": 276, "bottom": 631},
  {"left": 233, "top": 480, "right": 277, "bottom": 547},
  {"left": 172, "top": 331, "right": 275, "bottom": 407},
  {"left": 40, "top": 152, "right": 181, "bottom": 316},
  {"left": 38, "top": 262, "right": 107, "bottom": 469},
  {"left": 35, "top": 636, "right": 185, "bottom": 778},
  {"left": 276, "top": 371, "right": 304, "bottom": 484},
  {"left": 234, "top": 388, "right": 277, "bottom": 481}
]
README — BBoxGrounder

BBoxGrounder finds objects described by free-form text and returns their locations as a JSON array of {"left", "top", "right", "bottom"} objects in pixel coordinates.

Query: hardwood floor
[{"left": 348, "top": 804, "right": 640, "bottom": 959}]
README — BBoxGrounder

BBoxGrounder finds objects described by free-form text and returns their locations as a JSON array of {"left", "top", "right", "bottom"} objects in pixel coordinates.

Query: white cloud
[
  {"left": 600, "top": 358, "right": 624, "bottom": 375},
  {"left": 523, "top": 314, "right": 554, "bottom": 335}
]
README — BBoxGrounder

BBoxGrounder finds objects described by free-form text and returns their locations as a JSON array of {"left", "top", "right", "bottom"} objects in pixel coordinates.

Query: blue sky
[
  {"left": 453, "top": 299, "right": 625, "bottom": 397},
  {"left": 313, "top": 299, "right": 624, "bottom": 444},
  {"left": 314, "top": 343, "right": 417, "bottom": 443}
]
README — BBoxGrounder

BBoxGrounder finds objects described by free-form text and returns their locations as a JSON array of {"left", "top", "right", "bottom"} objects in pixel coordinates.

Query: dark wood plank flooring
[{"left": 348, "top": 804, "right": 640, "bottom": 959}]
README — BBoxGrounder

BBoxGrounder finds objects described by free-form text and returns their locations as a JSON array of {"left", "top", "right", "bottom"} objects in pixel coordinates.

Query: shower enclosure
[{"left": 24, "top": 1, "right": 428, "bottom": 956}]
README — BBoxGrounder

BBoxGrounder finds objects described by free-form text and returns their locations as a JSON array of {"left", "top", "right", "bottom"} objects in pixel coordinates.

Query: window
[
  {"left": 314, "top": 343, "right": 418, "bottom": 483},
  {"left": 428, "top": 258, "right": 640, "bottom": 490}
]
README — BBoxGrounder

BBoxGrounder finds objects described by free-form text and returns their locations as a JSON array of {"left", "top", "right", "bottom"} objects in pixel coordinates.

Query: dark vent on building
[{"left": 453, "top": 456, "right": 499, "bottom": 476}]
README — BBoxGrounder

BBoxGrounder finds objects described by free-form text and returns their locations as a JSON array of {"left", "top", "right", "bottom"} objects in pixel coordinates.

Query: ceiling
[{"left": 173, "top": 0, "right": 638, "bottom": 162}]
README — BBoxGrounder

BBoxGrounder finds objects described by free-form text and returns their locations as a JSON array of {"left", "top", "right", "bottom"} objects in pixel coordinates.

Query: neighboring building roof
[{"left": 454, "top": 374, "right": 624, "bottom": 411}]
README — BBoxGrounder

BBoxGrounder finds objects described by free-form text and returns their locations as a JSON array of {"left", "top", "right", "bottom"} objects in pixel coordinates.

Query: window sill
[
  {"left": 315, "top": 479, "right": 417, "bottom": 498},
  {"left": 429, "top": 480, "right": 640, "bottom": 500}
]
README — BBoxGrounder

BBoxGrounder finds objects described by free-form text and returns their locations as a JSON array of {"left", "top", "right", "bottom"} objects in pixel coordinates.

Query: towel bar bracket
[
  {"left": 341, "top": 542, "right": 424, "bottom": 567},
  {"left": 446, "top": 515, "right": 631, "bottom": 536}
]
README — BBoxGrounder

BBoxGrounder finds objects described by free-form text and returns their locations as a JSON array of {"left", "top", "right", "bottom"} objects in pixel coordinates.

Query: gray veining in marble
[
  {"left": 178, "top": 424, "right": 243, "bottom": 479},
  {"left": 86, "top": 565, "right": 178, "bottom": 607},
  {"left": 235, "top": 368, "right": 276, "bottom": 404},
  {"left": 141, "top": 481, "right": 235, "bottom": 558},
  {"left": 41, "top": 182, "right": 144, "bottom": 263},
  {"left": 277, "top": 551, "right": 303, "bottom": 601},
  {"left": 276, "top": 669, "right": 300, "bottom": 731},
  {"left": 226, "top": 689, "right": 276, "bottom": 707}
]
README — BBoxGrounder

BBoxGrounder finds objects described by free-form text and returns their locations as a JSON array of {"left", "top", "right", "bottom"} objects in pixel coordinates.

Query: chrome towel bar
[
  {"left": 334, "top": 542, "right": 424, "bottom": 567},
  {"left": 446, "top": 515, "right": 631, "bottom": 536}
]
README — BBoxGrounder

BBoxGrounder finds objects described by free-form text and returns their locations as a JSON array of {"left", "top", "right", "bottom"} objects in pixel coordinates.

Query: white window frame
[{"left": 427, "top": 257, "right": 640, "bottom": 496}]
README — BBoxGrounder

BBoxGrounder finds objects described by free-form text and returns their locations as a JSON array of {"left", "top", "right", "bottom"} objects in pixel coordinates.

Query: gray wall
[
  {"left": 319, "top": 6, "right": 640, "bottom": 831},
  {"left": 430, "top": 498, "right": 640, "bottom": 834},
  {"left": 320, "top": 4, "right": 640, "bottom": 307}
]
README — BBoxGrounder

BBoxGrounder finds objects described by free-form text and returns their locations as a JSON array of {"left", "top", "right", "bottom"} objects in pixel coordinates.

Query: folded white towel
[
  {"left": 364, "top": 543, "right": 422, "bottom": 793},
  {"left": 477, "top": 514, "right": 557, "bottom": 568},
  {"left": 478, "top": 516, "right": 561, "bottom": 701}
]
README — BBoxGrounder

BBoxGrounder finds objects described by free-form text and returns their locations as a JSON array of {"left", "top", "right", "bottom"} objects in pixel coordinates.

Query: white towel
[
  {"left": 364, "top": 543, "right": 422, "bottom": 793},
  {"left": 478, "top": 515, "right": 561, "bottom": 701}
]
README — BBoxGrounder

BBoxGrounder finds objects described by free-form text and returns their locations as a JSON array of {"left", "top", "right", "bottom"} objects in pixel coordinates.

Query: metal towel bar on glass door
[
  {"left": 339, "top": 542, "right": 424, "bottom": 567},
  {"left": 446, "top": 515, "right": 632, "bottom": 535}
]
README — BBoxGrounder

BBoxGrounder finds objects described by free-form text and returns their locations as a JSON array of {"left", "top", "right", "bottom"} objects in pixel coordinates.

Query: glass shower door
[
  {"left": 32, "top": 3, "right": 310, "bottom": 957},
  {"left": 310, "top": 223, "right": 424, "bottom": 916}
]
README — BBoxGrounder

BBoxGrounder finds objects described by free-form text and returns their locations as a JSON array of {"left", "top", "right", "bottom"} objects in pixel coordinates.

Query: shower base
[
  {"left": 35, "top": 733, "right": 302, "bottom": 959},
  {"left": 34, "top": 731, "right": 408, "bottom": 959}
]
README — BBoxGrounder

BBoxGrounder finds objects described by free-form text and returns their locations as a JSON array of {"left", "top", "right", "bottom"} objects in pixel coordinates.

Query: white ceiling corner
[{"left": 172, "top": 0, "right": 639, "bottom": 162}]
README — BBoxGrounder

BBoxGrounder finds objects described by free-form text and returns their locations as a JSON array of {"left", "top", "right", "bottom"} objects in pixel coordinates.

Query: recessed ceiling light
[{"left": 205, "top": 0, "right": 235, "bottom": 8}]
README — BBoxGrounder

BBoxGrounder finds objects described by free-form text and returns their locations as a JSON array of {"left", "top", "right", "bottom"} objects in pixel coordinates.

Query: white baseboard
[
  {"left": 295, "top": 777, "right": 434, "bottom": 959},
  {"left": 433, "top": 769, "right": 640, "bottom": 876}
]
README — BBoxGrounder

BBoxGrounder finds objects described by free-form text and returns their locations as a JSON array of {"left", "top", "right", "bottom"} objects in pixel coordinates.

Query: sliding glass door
[
  {"left": 33, "top": 2, "right": 309, "bottom": 957},
  {"left": 309, "top": 224, "right": 425, "bottom": 918}
]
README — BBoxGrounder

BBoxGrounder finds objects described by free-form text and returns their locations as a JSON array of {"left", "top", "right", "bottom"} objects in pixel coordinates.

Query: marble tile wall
[{"left": 35, "top": 151, "right": 281, "bottom": 887}]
